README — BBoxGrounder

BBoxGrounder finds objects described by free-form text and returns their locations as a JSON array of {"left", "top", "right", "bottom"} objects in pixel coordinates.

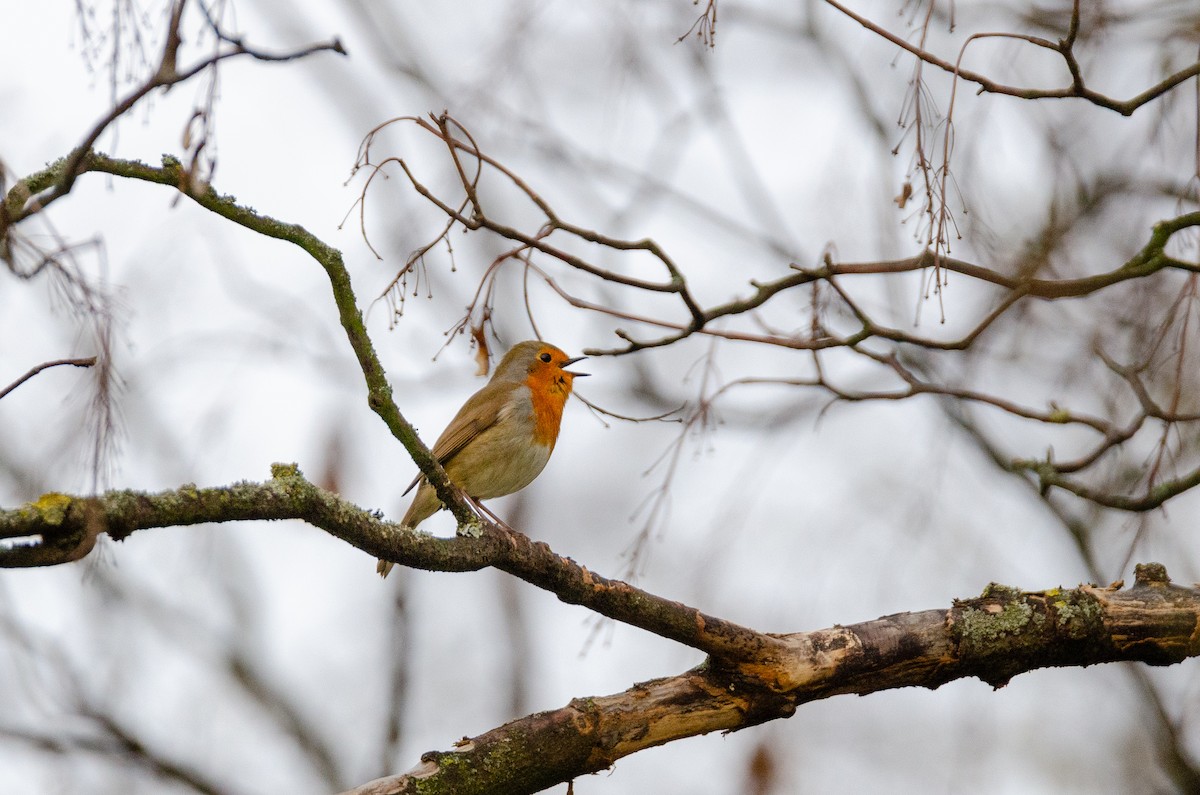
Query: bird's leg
[{"left": 468, "top": 497, "right": 519, "bottom": 533}]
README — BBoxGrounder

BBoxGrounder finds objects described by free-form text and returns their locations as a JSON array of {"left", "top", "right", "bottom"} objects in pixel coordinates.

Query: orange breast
[{"left": 526, "top": 372, "right": 571, "bottom": 449}]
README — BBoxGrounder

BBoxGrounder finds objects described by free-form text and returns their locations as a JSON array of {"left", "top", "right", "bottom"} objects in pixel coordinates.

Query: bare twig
[
  {"left": 1, "top": 0, "right": 344, "bottom": 230},
  {"left": 0, "top": 357, "right": 96, "bottom": 402}
]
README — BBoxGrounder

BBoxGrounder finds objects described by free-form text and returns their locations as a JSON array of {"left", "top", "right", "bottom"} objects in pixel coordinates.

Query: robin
[{"left": 377, "top": 340, "right": 588, "bottom": 576}]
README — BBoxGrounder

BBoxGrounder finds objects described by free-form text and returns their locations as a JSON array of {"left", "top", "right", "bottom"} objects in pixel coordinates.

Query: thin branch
[
  {"left": 584, "top": 222, "right": 1200, "bottom": 355},
  {"left": 823, "top": 0, "right": 1200, "bottom": 116},
  {"left": 0, "top": 357, "right": 96, "bottom": 401},
  {"left": 0, "top": 2, "right": 344, "bottom": 229},
  {"left": 0, "top": 721, "right": 229, "bottom": 795},
  {"left": 0, "top": 468, "right": 784, "bottom": 663},
  {"left": 1014, "top": 457, "right": 1200, "bottom": 512},
  {"left": 357, "top": 114, "right": 709, "bottom": 326}
]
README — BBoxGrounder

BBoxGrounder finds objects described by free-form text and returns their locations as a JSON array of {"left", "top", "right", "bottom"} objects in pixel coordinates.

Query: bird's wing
[{"left": 402, "top": 381, "right": 513, "bottom": 495}]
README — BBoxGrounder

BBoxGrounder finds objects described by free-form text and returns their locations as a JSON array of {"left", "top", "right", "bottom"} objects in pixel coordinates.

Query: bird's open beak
[{"left": 564, "top": 356, "right": 589, "bottom": 377}]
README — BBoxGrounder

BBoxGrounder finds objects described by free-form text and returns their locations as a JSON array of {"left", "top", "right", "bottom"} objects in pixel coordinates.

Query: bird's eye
[{"left": 539, "top": 352, "right": 552, "bottom": 363}]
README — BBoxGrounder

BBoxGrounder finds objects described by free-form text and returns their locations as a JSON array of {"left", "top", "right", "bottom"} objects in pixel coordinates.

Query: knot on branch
[
  {"left": 705, "top": 660, "right": 799, "bottom": 726},
  {"left": 1133, "top": 562, "right": 1170, "bottom": 586}
]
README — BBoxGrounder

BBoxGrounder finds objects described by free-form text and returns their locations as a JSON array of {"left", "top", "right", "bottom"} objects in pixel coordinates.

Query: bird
[{"left": 377, "top": 340, "right": 588, "bottom": 577}]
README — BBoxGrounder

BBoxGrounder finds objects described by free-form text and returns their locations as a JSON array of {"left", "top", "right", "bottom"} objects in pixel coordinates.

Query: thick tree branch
[{"left": 344, "top": 563, "right": 1200, "bottom": 794}]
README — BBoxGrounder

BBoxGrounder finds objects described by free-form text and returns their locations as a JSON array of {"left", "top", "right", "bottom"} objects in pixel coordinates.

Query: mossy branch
[
  {"left": 0, "top": 467, "right": 780, "bottom": 662},
  {"left": 0, "top": 465, "right": 487, "bottom": 572}
]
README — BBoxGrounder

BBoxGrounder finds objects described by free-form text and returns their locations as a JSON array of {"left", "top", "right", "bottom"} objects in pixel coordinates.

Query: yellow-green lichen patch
[
  {"left": 953, "top": 583, "right": 1054, "bottom": 670},
  {"left": 957, "top": 596, "right": 1041, "bottom": 656},
  {"left": 1050, "top": 592, "right": 1103, "bottom": 641},
  {"left": 458, "top": 519, "right": 484, "bottom": 538},
  {"left": 270, "top": 462, "right": 302, "bottom": 479},
  {"left": 28, "top": 493, "right": 72, "bottom": 525}
]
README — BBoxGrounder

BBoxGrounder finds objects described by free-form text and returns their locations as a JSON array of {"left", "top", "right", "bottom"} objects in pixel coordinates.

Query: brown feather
[{"left": 401, "top": 379, "right": 519, "bottom": 495}]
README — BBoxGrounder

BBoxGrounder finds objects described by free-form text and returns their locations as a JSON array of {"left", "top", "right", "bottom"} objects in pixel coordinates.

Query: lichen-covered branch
[
  {"left": 343, "top": 563, "right": 1200, "bottom": 795},
  {"left": 0, "top": 465, "right": 480, "bottom": 573},
  {"left": 0, "top": 467, "right": 779, "bottom": 662}
]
